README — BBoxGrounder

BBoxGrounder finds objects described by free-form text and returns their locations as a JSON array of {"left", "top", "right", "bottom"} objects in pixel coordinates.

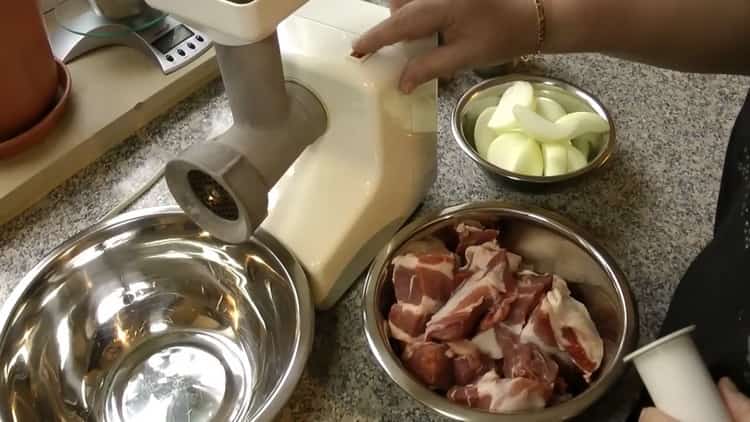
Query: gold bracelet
[{"left": 532, "top": 0, "right": 546, "bottom": 55}]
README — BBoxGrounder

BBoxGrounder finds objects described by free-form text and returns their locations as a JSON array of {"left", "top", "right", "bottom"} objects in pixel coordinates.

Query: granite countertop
[{"left": 1, "top": 50, "right": 748, "bottom": 420}]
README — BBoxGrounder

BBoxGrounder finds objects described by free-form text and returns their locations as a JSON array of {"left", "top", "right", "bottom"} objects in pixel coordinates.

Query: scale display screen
[{"left": 152, "top": 25, "right": 194, "bottom": 54}]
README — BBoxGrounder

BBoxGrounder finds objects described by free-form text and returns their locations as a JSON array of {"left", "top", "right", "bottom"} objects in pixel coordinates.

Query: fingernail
[
  {"left": 400, "top": 80, "right": 414, "bottom": 94},
  {"left": 721, "top": 377, "right": 738, "bottom": 393}
]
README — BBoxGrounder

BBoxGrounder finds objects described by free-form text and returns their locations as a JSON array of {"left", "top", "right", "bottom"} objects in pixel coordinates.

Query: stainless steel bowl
[
  {"left": 363, "top": 201, "right": 637, "bottom": 421},
  {"left": 0, "top": 207, "right": 314, "bottom": 422},
  {"left": 452, "top": 75, "right": 616, "bottom": 188}
]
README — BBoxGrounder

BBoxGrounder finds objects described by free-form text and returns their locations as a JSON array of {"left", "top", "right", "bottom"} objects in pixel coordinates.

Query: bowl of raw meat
[
  {"left": 362, "top": 201, "right": 637, "bottom": 421},
  {"left": 452, "top": 75, "right": 616, "bottom": 189}
]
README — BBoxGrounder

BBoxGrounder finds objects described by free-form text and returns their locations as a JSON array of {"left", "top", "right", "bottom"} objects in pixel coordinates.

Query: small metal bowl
[
  {"left": 0, "top": 207, "right": 314, "bottom": 422},
  {"left": 363, "top": 201, "right": 638, "bottom": 421},
  {"left": 452, "top": 75, "right": 616, "bottom": 189}
]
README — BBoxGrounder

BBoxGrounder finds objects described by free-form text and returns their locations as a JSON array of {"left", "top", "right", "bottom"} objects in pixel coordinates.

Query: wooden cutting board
[{"left": 0, "top": 13, "right": 219, "bottom": 226}]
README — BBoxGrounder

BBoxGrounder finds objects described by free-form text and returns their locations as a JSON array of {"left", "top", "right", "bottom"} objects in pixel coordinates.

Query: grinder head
[
  {"left": 162, "top": 31, "right": 326, "bottom": 245},
  {"left": 165, "top": 140, "right": 270, "bottom": 244}
]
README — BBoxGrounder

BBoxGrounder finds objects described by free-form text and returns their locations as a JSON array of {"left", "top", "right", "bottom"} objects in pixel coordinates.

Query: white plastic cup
[{"left": 623, "top": 325, "right": 732, "bottom": 422}]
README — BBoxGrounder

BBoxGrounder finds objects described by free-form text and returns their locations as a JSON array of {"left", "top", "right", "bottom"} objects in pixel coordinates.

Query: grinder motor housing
[{"left": 145, "top": 0, "right": 438, "bottom": 309}]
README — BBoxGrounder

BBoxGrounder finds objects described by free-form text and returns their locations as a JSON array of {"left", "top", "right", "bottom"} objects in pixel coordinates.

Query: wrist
[{"left": 504, "top": 0, "right": 542, "bottom": 57}]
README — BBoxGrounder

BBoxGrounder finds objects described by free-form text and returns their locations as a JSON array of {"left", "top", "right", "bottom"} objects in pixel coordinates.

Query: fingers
[
  {"left": 399, "top": 42, "right": 475, "bottom": 93},
  {"left": 719, "top": 377, "right": 750, "bottom": 421},
  {"left": 638, "top": 408, "right": 677, "bottom": 422},
  {"left": 353, "top": 0, "right": 448, "bottom": 54}
]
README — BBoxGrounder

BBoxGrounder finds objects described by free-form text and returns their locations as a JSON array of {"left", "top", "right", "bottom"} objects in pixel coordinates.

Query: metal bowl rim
[
  {"left": 362, "top": 201, "right": 638, "bottom": 421},
  {"left": 450, "top": 74, "right": 617, "bottom": 184},
  {"left": 0, "top": 206, "right": 315, "bottom": 422}
]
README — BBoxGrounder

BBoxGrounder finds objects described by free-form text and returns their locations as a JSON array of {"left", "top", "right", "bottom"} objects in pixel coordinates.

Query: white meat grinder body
[{"left": 144, "top": 0, "right": 438, "bottom": 309}]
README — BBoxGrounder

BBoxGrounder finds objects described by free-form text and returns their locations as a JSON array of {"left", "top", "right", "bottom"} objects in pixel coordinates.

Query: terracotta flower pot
[{"left": 0, "top": 2, "right": 59, "bottom": 141}]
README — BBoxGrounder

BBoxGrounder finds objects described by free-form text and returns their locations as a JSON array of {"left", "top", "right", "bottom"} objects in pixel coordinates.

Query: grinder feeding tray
[{"left": 145, "top": 0, "right": 438, "bottom": 309}]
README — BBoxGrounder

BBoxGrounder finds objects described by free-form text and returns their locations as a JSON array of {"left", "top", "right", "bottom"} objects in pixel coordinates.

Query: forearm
[{"left": 543, "top": 0, "right": 750, "bottom": 75}]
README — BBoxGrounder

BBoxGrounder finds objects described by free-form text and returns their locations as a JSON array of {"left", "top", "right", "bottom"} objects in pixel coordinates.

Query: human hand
[
  {"left": 639, "top": 377, "right": 750, "bottom": 422},
  {"left": 352, "top": 0, "right": 538, "bottom": 93}
]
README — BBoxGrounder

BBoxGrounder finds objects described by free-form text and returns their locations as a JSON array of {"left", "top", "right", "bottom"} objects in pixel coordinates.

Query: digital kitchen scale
[{"left": 49, "top": 0, "right": 211, "bottom": 74}]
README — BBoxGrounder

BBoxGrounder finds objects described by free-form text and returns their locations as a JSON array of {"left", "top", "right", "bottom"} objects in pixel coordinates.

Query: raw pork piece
[
  {"left": 506, "top": 252, "right": 523, "bottom": 272},
  {"left": 495, "top": 324, "right": 559, "bottom": 393},
  {"left": 425, "top": 242, "right": 514, "bottom": 341},
  {"left": 388, "top": 240, "right": 457, "bottom": 342},
  {"left": 398, "top": 236, "right": 451, "bottom": 256},
  {"left": 388, "top": 302, "right": 431, "bottom": 343},
  {"left": 476, "top": 291, "right": 518, "bottom": 333},
  {"left": 470, "top": 272, "right": 551, "bottom": 358},
  {"left": 453, "top": 221, "right": 522, "bottom": 270},
  {"left": 471, "top": 327, "right": 504, "bottom": 359},
  {"left": 523, "top": 276, "right": 604, "bottom": 381},
  {"left": 544, "top": 276, "right": 604, "bottom": 381},
  {"left": 452, "top": 268, "right": 475, "bottom": 287},
  {"left": 447, "top": 370, "right": 548, "bottom": 413},
  {"left": 479, "top": 271, "right": 552, "bottom": 332},
  {"left": 455, "top": 222, "right": 500, "bottom": 257},
  {"left": 402, "top": 341, "right": 454, "bottom": 389},
  {"left": 392, "top": 250, "right": 456, "bottom": 307},
  {"left": 520, "top": 301, "right": 571, "bottom": 363},
  {"left": 506, "top": 272, "right": 553, "bottom": 327},
  {"left": 446, "top": 340, "right": 496, "bottom": 385},
  {"left": 455, "top": 252, "right": 521, "bottom": 287}
]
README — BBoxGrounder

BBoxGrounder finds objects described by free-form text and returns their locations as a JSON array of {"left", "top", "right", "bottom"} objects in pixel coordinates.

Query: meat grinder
[{"left": 144, "top": 0, "right": 438, "bottom": 309}]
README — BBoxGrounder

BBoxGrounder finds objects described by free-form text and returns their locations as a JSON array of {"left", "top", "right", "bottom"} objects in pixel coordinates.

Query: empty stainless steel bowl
[
  {"left": 363, "top": 201, "right": 638, "bottom": 421},
  {"left": 452, "top": 75, "right": 616, "bottom": 188},
  {"left": 0, "top": 207, "right": 314, "bottom": 422}
]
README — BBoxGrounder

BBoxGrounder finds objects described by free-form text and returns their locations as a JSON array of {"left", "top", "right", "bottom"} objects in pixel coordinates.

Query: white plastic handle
[{"left": 624, "top": 326, "right": 732, "bottom": 422}]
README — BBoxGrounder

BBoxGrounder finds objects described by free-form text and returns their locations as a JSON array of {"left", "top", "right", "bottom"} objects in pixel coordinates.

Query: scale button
[
  {"left": 187, "top": 42, "right": 196, "bottom": 49},
  {"left": 166, "top": 55, "right": 174, "bottom": 62},
  {"left": 177, "top": 49, "right": 186, "bottom": 56},
  {"left": 196, "top": 35, "right": 204, "bottom": 42}
]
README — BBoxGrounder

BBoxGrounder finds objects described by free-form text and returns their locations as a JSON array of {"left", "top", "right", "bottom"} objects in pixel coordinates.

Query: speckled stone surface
[{"left": 1, "top": 46, "right": 748, "bottom": 421}]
